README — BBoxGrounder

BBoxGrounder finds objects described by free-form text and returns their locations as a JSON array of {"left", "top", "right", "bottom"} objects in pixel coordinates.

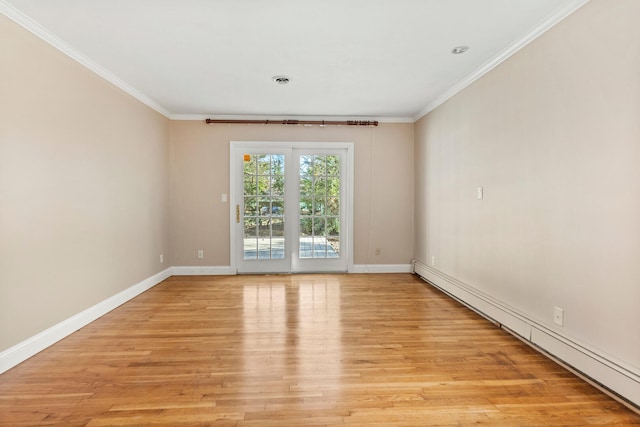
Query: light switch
[
  {"left": 477, "top": 187, "right": 483, "bottom": 200},
  {"left": 221, "top": 193, "right": 228, "bottom": 203}
]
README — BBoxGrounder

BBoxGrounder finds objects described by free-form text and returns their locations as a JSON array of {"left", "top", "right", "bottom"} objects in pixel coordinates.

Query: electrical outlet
[
  {"left": 160, "top": 254, "right": 164, "bottom": 264},
  {"left": 198, "top": 249, "right": 204, "bottom": 259},
  {"left": 553, "top": 306, "right": 564, "bottom": 326},
  {"left": 375, "top": 248, "right": 381, "bottom": 256},
  {"left": 477, "top": 186, "right": 484, "bottom": 200},
  {"left": 431, "top": 256, "right": 436, "bottom": 266}
]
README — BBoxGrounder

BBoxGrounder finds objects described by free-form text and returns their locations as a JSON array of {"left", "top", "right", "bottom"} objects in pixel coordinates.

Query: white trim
[
  {"left": 1, "top": 0, "right": 588, "bottom": 124},
  {"left": 172, "top": 114, "right": 415, "bottom": 123},
  {"left": 344, "top": 146, "right": 355, "bottom": 273},
  {"left": 171, "top": 265, "right": 413, "bottom": 275},
  {"left": 229, "top": 144, "right": 238, "bottom": 275},
  {"left": 0, "top": 268, "right": 172, "bottom": 375},
  {"left": 171, "top": 265, "right": 414, "bottom": 275},
  {"left": 230, "top": 141, "right": 355, "bottom": 274},
  {"left": 413, "top": 261, "right": 640, "bottom": 407},
  {"left": 0, "top": 1, "right": 172, "bottom": 119},
  {"left": 171, "top": 266, "right": 234, "bottom": 276},
  {"left": 531, "top": 328, "right": 640, "bottom": 407},
  {"left": 351, "top": 264, "right": 413, "bottom": 274},
  {"left": 413, "top": 0, "right": 590, "bottom": 121},
  {"left": 415, "top": 262, "right": 532, "bottom": 339}
]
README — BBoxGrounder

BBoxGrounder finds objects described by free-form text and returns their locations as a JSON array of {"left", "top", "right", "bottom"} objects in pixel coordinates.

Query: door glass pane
[
  {"left": 299, "top": 155, "right": 340, "bottom": 258},
  {"left": 243, "top": 154, "right": 285, "bottom": 260},
  {"left": 272, "top": 154, "right": 285, "bottom": 175}
]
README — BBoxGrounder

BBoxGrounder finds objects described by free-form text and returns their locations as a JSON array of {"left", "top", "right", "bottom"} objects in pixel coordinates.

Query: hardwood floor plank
[{"left": 0, "top": 274, "right": 638, "bottom": 426}]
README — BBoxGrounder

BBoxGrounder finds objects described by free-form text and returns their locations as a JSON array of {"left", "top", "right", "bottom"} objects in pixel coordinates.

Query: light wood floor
[{"left": 1, "top": 274, "right": 638, "bottom": 426}]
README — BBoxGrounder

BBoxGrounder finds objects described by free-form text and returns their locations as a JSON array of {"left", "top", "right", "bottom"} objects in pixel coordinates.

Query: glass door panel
[
  {"left": 292, "top": 150, "right": 348, "bottom": 273},
  {"left": 298, "top": 155, "right": 341, "bottom": 259},
  {"left": 243, "top": 154, "right": 286, "bottom": 260},
  {"left": 237, "top": 150, "right": 290, "bottom": 273},
  {"left": 233, "top": 142, "right": 351, "bottom": 274}
]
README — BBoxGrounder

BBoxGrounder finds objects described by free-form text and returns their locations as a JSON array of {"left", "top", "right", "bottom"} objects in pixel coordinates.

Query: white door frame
[{"left": 230, "top": 141, "right": 354, "bottom": 274}]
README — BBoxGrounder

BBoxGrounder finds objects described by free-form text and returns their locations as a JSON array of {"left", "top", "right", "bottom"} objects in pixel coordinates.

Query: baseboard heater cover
[{"left": 413, "top": 261, "right": 640, "bottom": 408}]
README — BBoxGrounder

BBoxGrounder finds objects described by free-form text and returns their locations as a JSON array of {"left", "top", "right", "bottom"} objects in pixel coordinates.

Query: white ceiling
[{"left": 2, "top": 0, "right": 588, "bottom": 121}]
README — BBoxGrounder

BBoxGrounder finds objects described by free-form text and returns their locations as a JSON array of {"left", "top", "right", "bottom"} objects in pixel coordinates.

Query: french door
[{"left": 231, "top": 142, "right": 353, "bottom": 273}]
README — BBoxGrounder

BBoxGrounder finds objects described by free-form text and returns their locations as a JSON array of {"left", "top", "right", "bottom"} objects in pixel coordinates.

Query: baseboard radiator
[{"left": 413, "top": 261, "right": 640, "bottom": 409}]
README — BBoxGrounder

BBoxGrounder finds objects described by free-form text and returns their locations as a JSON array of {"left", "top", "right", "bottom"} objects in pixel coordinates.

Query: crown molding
[
  {"left": 171, "top": 114, "right": 415, "bottom": 123},
  {"left": 413, "top": 0, "right": 591, "bottom": 122},
  {"left": 0, "top": 0, "right": 172, "bottom": 118},
  {"left": 2, "top": 0, "right": 589, "bottom": 124}
]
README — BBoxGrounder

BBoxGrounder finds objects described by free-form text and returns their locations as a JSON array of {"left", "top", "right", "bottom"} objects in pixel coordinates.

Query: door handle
[{"left": 236, "top": 204, "right": 240, "bottom": 223}]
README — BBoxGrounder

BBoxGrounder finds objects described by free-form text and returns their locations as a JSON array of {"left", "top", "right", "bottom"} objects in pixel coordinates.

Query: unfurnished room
[{"left": 1, "top": 0, "right": 639, "bottom": 425}]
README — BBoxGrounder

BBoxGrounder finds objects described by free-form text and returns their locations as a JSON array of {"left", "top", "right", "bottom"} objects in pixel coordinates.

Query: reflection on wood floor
[{"left": 1, "top": 274, "right": 638, "bottom": 426}]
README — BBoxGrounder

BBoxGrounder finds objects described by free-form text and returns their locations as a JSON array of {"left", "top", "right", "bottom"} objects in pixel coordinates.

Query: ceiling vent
[
  {"left": 451, "top": 46, "right": 469, "bottom": 54},
  {"left": 272, "top": 75, "right": 291, "bottom": 84}
]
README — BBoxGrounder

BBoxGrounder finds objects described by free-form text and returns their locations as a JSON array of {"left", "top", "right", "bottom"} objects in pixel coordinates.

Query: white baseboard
[
  {"left": 171, "top": 266, "right": 234, "bottom": 275},
  {"left": 351, "top": 264, "right": 413, "bottom": 274},
  {"left": 413, "top": 261, "right": 640, "bottom": 408},
  {"left": 0, "top": 268, "right": 172, "bottom": 375},
  {"left": 171, "top": 265, "right": 413, "bottom": 275}
]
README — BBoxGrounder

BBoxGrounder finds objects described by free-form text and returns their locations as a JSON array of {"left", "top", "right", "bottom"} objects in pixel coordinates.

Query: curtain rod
[{"left": 205, "top": 118, "right": 378, "bottom": 127}]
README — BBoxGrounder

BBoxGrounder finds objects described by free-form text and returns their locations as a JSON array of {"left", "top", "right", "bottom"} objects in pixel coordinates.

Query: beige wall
[
  {"left": 0, "top": 15, "right": 171, "bottom": 351},
  {"left": 415, "top": 0, "right": 640, "bottom": 369},
  {"left": 0, "top": 10, "right": 413, "bottom": 354},
  {"left": 11, "top": 0, "right": 636, "bottom": 387},
  {"left": 169, "top": 121, "right": 414, "bottom": 267}
]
